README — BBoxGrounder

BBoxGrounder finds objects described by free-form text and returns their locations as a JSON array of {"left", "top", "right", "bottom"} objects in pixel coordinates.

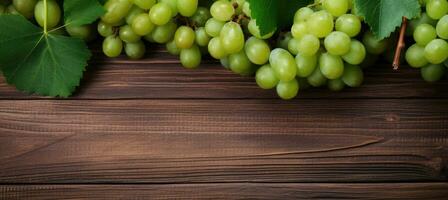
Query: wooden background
[{"left": 0, "top": 47, "right": 447, "bottom": 199}]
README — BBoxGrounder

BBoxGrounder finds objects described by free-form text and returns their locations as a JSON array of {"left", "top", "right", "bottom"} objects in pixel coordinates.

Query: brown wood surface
[{"left": 1, "top": 51, "right": 447, "bottom": 199}]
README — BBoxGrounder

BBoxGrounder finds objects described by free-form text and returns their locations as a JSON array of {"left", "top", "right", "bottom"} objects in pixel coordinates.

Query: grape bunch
[
  {"left": 0, "top": 0, "right": 98, "bottom": 42},
  {"left": 405, "top": 0, "right": 448, "bottom": 82}
]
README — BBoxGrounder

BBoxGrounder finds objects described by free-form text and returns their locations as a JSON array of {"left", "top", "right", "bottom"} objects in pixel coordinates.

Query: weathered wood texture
[
  {"left": 1, "top": 183, "right": 448, "bottom": 200},
  {"left": 1, "top": 100, "right": 447, "bottom": 183}
]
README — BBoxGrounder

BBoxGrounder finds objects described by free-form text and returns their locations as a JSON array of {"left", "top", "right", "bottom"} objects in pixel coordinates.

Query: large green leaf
[
  {"left": 0, "top": 15, "right": 90, "bottom": 97},
  {"left": 64, "top": 0, "right": 105, "bottom": 26},
  {"left": 354, "top": 0, "right": 421, "bottom": 39},
  {"left": 248, "top": 0, "right": 313, "bottom": 35}
]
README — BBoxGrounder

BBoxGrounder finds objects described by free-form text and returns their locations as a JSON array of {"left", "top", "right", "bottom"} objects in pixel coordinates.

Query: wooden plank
[
  {"left": 0, "top": 99, "right": 447, "bottom": 183},
  {"left": 0, "top": 53, "right": 447, "bottom": 99},
  {"left": 1, "top": 183, "right": 448, "bottom": 199}
]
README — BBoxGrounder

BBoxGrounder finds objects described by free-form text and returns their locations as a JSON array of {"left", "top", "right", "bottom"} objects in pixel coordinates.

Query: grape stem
[{"left": 393, "top": 17, "right": 407, "bottom": 70}]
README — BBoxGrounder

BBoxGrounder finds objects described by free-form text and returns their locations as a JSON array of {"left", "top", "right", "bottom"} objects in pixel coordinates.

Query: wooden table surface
[{"left": 0, "top": 48, "right": 447, "bottom": 199}]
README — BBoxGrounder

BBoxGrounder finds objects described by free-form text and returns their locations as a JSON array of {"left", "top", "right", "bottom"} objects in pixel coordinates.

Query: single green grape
[
  {"left": 151, "top": 20, "right": 177, "bottom": 43},
  {"left": 125, "top": 40, "right": 146, "bottom": 59},
  {"left": 335, "top": 14, "right": 361, "bottom": 37},
  {"left": 405, "top": 44, "right": 428, "bottom": 68},
  {"left": 13, "top": 0, "right": 37, "bottom": 19},
  {"left": 294, "top": 7, "right": 313, "bottom": 23},
  {"left": 134, "top": 0, "right": 156, "bottom": 10},
  {"left": 342, "top": 64, "right": 363, "bottom": 87},
  {"left": 288, "top": 38, "right": 300, "bottom": 56},
  {"left": 248, "top": 19, "right": 275, "bottom": 39},
  {"left": 256, "top": 64, "right": 279, "bottom": 89},
  {"left": 426, "top": 0, "right": 448, "bottom": 20},
  {"left": 407, "top": 12, "right": 437, "bottom": 36},
  {"left": 166, "top": 40, "right": 181, "bottom": 55},
  {"left": 245, "top": 36, "right": 271, "bottom": 65},
  {"left": 66, "top": 24, "right": 97, "bottom": 42},
  {"left": 323, "top": 0, "right": 349, "bottom": 17},
  {"left": 269, "top": 48, "right": 297, "bottom": 82},
  {"left": 125, "top": 6, "right": 145, "bottom": 25},
  {"left": 229, "top": 50, "right": 255, "bottom": 76},
  {"left": 291, "top": 21, "right": 308, "bottom": 39},
  {"left": 307, "top": 66, "right": 328, "bottom": 87},
  {"left": 132, "top": 13, "right": 155, "bottom": 36},
  {"left": 342, "top": 40, "right": 366, "bottom": 65},
  {"left": 191, "top": 7, "right": 211, "bottom": 27},
  {"left": 327, "top": 78, "right": 345, "bottom": 91},
  {"left": 421, "top": 64, "right": 446, "bottom": 82},
  {"left": 319, "top": 52, "right": 344, "bottom": 80},
  {"left": 34, "top": 0, "right": 61, "bottom": 29},
  {"left": 296, "top": 53, "right": 318, "bottom": 78},
  {"left": 119, "top": 25, "right": 141, "bottom": 43},
  {"left": 103, "top": 35, "right": 123, "bottom": 58},
  {"left": 101, "top": 0, "right": 133, "bottom": 25},
  {"left": 208, "top": 37, "right": 227, "bottom": 59},
  {"left": 424, "top": 39, "right": 448, "bottom": 64},
  {"left": 276, "top": 32, "right": 292, "bottom": 50},
  {"left": 298, "top": 34, "right": 320, "bottom": 57},
  {"left": 195, "top": 27, "right": 211, "bottom": 47},
  {"left": 307, "top": 10, "right": 334, "bottom": 38},
  {"left": 220, "top": 22, "right": 245, "bottom": 54},
  {"left": 414, "top": 23, "right": 437, "bottom": 46},
  {"left": 177, "top": 0, "right": 198, "bottom": 17},
  {"left": 205, "top": 18, "right": 225, "bottom": 37},
  {"left": 180, "top": 45, "right": 201, "bottom": 69},
  {"left": 362, "top": 31, "right": 388, "bottom": 55},
  {"left": 276, "top": 79, "right": 299, "bottom": 100},
  {"left": 174, "top": 26, "right": 195, "bottom": 49},
  {"left": 98, "top": 21, "right": 115, "bottom": 37},
  {"left": 159, "top": 0, "right": 178, "bottom": 17},
  {"left": 436, "top": 15, "right": 448, "bottom": 39},
  {"left": 149, "top": 3, "right": 172, "bottom": 26},
  {"left": 210, "top": 0, "right": 234, "bottom": 21},
  {"left": 324, "top": 31, "right": 351, "bottom": 55}
]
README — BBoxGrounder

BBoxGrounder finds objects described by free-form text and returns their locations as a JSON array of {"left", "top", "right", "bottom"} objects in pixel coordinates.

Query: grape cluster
[{"left": 406, "top": 0, "right": 448, "bottom": 82}]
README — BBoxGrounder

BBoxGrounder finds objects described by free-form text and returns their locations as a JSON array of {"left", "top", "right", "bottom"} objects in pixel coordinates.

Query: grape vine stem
[{"left": 393, "top": 17, "right": 407, "bottom": 70}]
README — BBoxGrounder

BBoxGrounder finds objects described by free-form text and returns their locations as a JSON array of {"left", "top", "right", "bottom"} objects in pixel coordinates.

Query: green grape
[
  {"left": 421, "top": 64, "right": 446, "bottom": 82},
  {"left": 362, "top": 31, "right": 388, "bottom": 55},
  {"left": 66, "top": 25, "right": 97, "bottom": 42},
  {"left": 342, "top": 40, "right": 366, "bottom": 65},
  {"left": 119, "top": 25, "right": 141, "bottom": 43},
  {"left": 220, "top": 22, "right": 245, "bottom": 54},
  {"left": 296, "top": 53, "right": 317, "bottom": 77},
  {"left": 98, "top": 21, "right": 114, "bottom": 37},
  {"left": 307, "top": 10, "right": 334, "bottom": 38},
  {"left": 149, "top": 3, "right": 172, "bottom": 26},
  {"left": 276, "top": 32, "right": 293, "bottom": 50},
  {"left": 125, "top": 6, "right": 144, "bottom": 25},
  {"left": 180, "top": 45, "right": 201, "bottom": 69},
  {"left": 125, "top": 40, "right": 146, "bottom": 59},
  {"left": 324, "top": 31, "right": 351, "bottom": 55},
  {"left": 248, "top": 19, "right": 275, "bottom": 39},
  {"left": 424, "top": 39, "right": 448, "bottom": 64},
  {"left": 177, "top": 0, "right": 198, "bottom": 17},
  {"left": 220, "top": 57, "right": 230, "bottom": 69},
  {"left": 134, "top": 0, "right": 156, "bottom": 9},
  {"left": 269, "top": 48, "right": 297, "bottom": 82},
  {"left": 166, "top": 40, "right": 181, "bottom": 55},
  {"left": 132, "top": 13, "right": 155, "bottom": 36},
  {"left": 323, "top": 0, "right": 349, "bottom": 17},
  {"left": 327, "top": 78, "right": 345, "bottom": 91},
  {"left": 426, "top": 0, "right": 448, "bottom": 20},
  {"left": 205, "top": 18, "right": 225, "bottom": 37},
  {"left": 405, "top": 44, "right": 428, "bottom": 68},
  {"left": 407, "top": 12, "right": 437, "bottom": 36},
  {"left": 414, "top": 23, "right": 437, "bottom": 46},
  {"left": 195, "top": 27, "right": 211, "bottom": 47},
  {"left": 34, "top": 0, "right": 61, "bottom": 29},
  {"left": 276, "top": 79, "right": 299, "bottom": 100},
  {"left": 101, "top": 0, "right": 133, "bottom": 25},
  {"left": 208, "top": 37, "right": 227, "bottom": 59},
  {"left": 242, "top": 1, "right": 251, "bottom": 17},
  {"left": 288, "top": 38, "right": 300, "bottom": 55},
  {"left": 342, "top": 64, "right": 363, "bottom": 87},
  {"left": 210, "top": 0, "right": 234, "bottom": 21},
  {"left": 103, "top": 36, "right": 123, "bottom": 57},
  {"left": 319, "top": 53, "right": 344, "bottom": 80},
  {"left": 191, "top": 7, "right": 211, "bottom": 27},
  {"left": 436, "top": 15, "right": 448, "bottom": 39},
  {"left": 294, "top": 7, "right": 313, "bottom": 23},
  {"left": 7, "top": 4, "right": 19, "bottom": 15},
  {"left": 291, "top": 21, "right": 308, "bottom": 39},
  {"left": 335, "top": 14, "right": 361, "bottom": 37},
  {"left": 160, "top": 0, "right": 178, "bottom": 17},
  {"left": 174, "top": 26, "right": 195, "bottom": 49},
  {"left": 151, "top": 20, "right": 177, "bottom": 43},
  {"left": 13, "top": 0, "right": 37, "bottom": 19},
  {"left": 307, "top": 66, "right": 328, "bottom": 87},
  {"left": 298, "top": 34, "right": 320, "bottom": 57},
  {"left": 245, "top": 36, "right": 271, "bottom": 65},
  {"left": 229, "top": 50, "right": 255, "bottom": 76},
  {"left": 256, "top": 64, "right": 279, "bottom": 89}
]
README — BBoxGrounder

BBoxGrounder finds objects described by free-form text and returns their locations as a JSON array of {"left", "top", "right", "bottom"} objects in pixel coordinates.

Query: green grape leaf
[
  {"left": 64, "top": 0, "right": 105, "bottom": 26},
  {"left": 354, "top": 0, "right": 421, "bottom": 39},
  {"left": 248, "top": 0, "right": 313, "bottom": 35},
  {"left": 0, "top": 15, "right": 90, "bottom": 97}
]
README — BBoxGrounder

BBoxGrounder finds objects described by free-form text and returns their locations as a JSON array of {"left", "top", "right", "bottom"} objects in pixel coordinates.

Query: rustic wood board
[{"left": 0, "top": 53, "right": 447, "bottom": 198}]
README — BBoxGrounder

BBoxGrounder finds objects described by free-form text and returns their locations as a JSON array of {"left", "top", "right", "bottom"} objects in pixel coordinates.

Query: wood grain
[
  {"left": 1, "top": 183, "right": 448, "bottom": 200},
  {"left": 0, "top": 53, "right": 447, "bottom": 99},
  {"left": 1, "top": 99, "right": 447, "bottom": 183}
]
